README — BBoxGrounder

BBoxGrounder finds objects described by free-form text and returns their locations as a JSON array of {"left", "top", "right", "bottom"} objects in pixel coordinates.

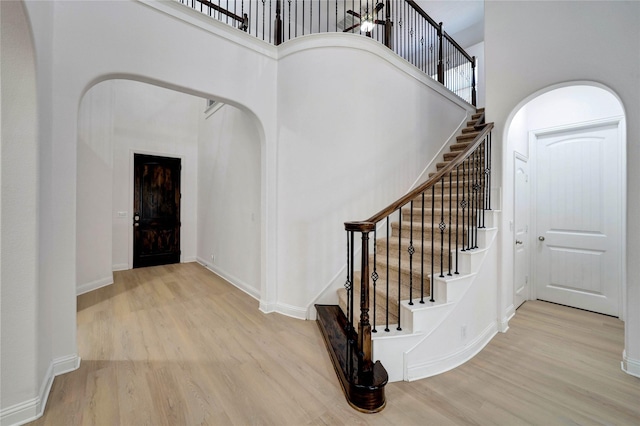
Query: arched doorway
[
  {"left": 76, "top": 80, "right": 263, "bottom": 300},
  {"left": 504, "top": 83, "right": 626, "bottom": 318}
]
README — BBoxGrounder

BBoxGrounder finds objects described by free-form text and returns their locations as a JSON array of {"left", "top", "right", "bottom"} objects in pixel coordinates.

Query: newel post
[
  {"left": 437, "top": 22, "right": 445, "bottom": 85},
  {"left": 384, "top": 0, "right": 393, "bottom": 49},
  {"left": 471, "top": 56, "right": 477, "bottom": 107},
  {"left": 345, "top": 221, "right": 375, "bottom": 375},
  {"left": 274, "top": 0, "right": 283, "bottom": 45}
]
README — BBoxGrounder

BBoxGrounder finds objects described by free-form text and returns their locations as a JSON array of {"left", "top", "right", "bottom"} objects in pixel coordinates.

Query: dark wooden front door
[{"left": 133, "top": 154, "right": 181, "bottom": 268}]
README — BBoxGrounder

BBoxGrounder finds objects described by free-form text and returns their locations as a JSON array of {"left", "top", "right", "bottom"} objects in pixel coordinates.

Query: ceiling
[{"left": 413, "top": 0, "right": 485, "bottom": 47}]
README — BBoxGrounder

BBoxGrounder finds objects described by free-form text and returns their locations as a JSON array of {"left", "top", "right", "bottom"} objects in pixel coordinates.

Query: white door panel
[{"left": 535, "top": 123, "right": 621, "bottom": 316}]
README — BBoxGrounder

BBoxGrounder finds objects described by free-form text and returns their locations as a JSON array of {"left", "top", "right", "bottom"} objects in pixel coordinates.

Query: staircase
[
  {"left": 316, "top": 108, "right": 498, "bottom": 412},
  {"left": 336, "top": 108, "right": 486, "bottom": 329}
]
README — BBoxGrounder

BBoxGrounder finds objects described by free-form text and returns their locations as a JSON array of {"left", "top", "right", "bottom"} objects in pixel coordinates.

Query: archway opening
[
  {"left": 76, "top": 79, "right": 263, "bottom": 300},
  {"left": 503, "top": 83, "right": 626, "bottom": 318}
]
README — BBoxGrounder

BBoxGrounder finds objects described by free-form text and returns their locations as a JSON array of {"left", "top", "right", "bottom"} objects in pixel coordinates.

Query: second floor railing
[{"left": 178, "top": 0, "right": 477, "bottom": 105}]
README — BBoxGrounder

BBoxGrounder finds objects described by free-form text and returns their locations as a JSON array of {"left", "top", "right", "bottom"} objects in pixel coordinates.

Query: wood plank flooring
[{"left": 31, "top": 263, "right": 640, "bottom": 425}]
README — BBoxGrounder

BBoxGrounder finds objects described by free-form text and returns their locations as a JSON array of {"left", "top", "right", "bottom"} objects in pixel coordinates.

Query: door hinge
[{"left": 525, "top": 275, "right": 529, "bottom": 284}]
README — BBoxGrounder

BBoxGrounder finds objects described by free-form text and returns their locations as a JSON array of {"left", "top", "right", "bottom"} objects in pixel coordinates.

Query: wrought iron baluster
[
  {"left": 348, "top": 230, "right": 354, "bottom": 331},
  {"left": 409, "top": 201, "right": 414, "bottom": 305},
  {"left": 372, "top": 228, "right": 378, "bottom": 333},
  {"left": 461, "top": 156, "right": 467, "bottom": 251},
  {"left": 448, "top": 171, "right": 452, "bottom": 276},
  {"left": 385, "top": 217, "right": 390, "bottom": 332},
  {"left": 430, "top": 185, "right": 435, "bottom": 302},
  {"left": 472, "top": 150, "right": 478, "bottom": 248},
  {"left": 480, "top": 139, "right": 486, "bottom": 228},
  {"left": 439, "top": 176, "right": 445, "bottom": 278},
  {"left": 309, "top": 0, "right": 312, "bottom": 34},
  {"left": 455, "top": 165, "right": 460, "bottom": 274},
  {"left": 262, "top": 0, "right": 266, "bottom": 41},
  {"left": 397, "top": 209, "right": 402, "bottom": 331},
  {"left": 420, "top": 191, "right": 425, "bottom": 303}
]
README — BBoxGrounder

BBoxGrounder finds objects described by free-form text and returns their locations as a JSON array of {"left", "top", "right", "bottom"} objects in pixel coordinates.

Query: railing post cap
[{"left": 344, "top": 221, "right": 376, "bottom": 232}]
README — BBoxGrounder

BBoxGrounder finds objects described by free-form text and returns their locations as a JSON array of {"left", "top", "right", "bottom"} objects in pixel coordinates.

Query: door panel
[
  {"left": 514, "top": 156, "right": 529, "bottom": 309},
  {"left": 133, "top": 154, "right": 181, "bottom": 268},
  {"left": 535, "top": 123, "right": 621, "bottom": 316}
]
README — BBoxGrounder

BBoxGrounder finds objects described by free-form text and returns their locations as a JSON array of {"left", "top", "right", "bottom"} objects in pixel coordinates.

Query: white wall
[
  {"left": 485, "top": 1, "right": 640, "bottom": 374},
  {"left": 1, "top": 0, "right": 39, "bottom": 412},
  {"left": 77, "top": 82, "right": 114, "bottom": 293},
  {"left": 276, "top": 35, "right": 472, "bottom": 316},
  {"left": 197, "top": 104, "right": 261, "bottom": 297}
]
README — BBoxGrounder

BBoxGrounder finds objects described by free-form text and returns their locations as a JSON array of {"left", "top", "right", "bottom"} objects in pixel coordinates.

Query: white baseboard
[
  {"left": 274, "top": 302, "right": 307, "bottom": 320},
  {"left": 182, "top": 256, "right": 197, "bottom": 263},
  {"left": 259, "top": 300, "right": 277, "bottom": 314},
  {"left": 0, "top": 355, "right": 80, "bottom": 426},
  {"left": 405, "top": 322, "right": 498, "bottom": 381},
  {"left": 196, "top": 259, "right": 307, "bottom": 320},
  {"left": 112, "top": 263, "right": 129, "bottom": 272},
  {"left": 622, "top": 351, "right": 640, "bottom": 378},
  {"left": 498, "top": 304, "right": 515, "bottom": 333},
  {"left": 196, "top": 257, "right": 260, "bottom": 300},
  {"left": 76, "top": 276, "right": 113, "bottom": 296}
]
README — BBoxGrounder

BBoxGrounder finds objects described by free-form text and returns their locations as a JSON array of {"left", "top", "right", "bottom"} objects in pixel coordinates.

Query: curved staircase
[
  {"left": 336, "top": 109, "right": 488, "bottom": 330},
  {"left": 317, "top": 108, "right": 499, "bottom": 411}
]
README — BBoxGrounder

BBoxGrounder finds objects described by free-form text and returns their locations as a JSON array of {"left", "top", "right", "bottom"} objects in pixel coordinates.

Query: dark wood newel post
[
  {"left": 345, "top": 221, "right": 375, "bottom": 375},
  {"left": 437, "top": 22, "right": 444, "bottom": 85},
  {"left": 358, "top": 228, "right": 373, "bottom": 374}
]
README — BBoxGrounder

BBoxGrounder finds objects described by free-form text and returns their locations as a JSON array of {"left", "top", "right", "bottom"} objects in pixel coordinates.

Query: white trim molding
[
  {"left": 622, "top": 351, "right": 640, "bottom": 378},
  {"left": 499, "top": 304, "right": 515, "bottom": 333},
  {"left": 196, "top": 257, "right": 260, "bottom": 300},
  {"left": 76, "top": 276, "right": 113, "bottom": 296},
  {"left": 405, "top": 322, "right": 498, "bottom": 381},
  {"left": 112, "top": 263, "right": 129, "bottom": 272},
  {"left": 0, "top": 355, "right": 80, "bottom": 426}
]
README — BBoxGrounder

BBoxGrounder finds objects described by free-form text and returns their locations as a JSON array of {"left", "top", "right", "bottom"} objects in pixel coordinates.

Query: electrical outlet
[{"left": 210, "top": 254, "right": 214, "bottom": 262}]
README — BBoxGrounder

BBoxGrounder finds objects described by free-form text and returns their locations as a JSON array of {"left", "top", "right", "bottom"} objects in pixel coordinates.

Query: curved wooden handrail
[{"left": 345, "top": 122, "right": 494, "bottom": 232}]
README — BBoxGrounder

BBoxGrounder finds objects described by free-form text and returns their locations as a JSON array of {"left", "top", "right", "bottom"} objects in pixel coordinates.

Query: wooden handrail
[
  {"left": 405, "top": 0, "right": 440, "bottom": 29},
  {"left": 443, "top": 30, "right": 474, "bottom": 63},
  {"left": 345, "top": 122, "right": 494, "bottom": 231},
  {"left": 198, "top": 0, "right": 245, "bottom": 23},
  {"left": 473, "top": 111, "right": 486, "bottom": 130}
]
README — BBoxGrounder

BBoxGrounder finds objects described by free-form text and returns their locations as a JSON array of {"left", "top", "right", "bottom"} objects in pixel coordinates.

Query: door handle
[
  {"left": 538, "top": 236, "right": 545, "bottom": 241},
  {"left": 515, "top": 240, "right": 523, "bottom": 245}
]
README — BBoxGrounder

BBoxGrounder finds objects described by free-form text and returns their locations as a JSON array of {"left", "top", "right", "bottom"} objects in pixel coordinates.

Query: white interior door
[
  {"left": 534, "top": 121, "right": 622, "bottom": 316},
  {"left": 514, "top": 155, "right": 530, "bottom": 309}
]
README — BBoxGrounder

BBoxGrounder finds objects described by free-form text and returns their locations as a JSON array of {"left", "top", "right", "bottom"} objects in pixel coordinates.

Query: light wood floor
[{"left": 31, "top": 263, "right": 640, "bottom": 425}]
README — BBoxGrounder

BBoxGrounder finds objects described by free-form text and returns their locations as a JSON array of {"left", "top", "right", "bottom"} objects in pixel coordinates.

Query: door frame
[
  {"left": 528, "top": 116, "right": 626, "bottom": 319},
  {"left": 513, "top": 152, "right": 531, "bottom": 308},
  {"left": 128, "top": 149, "right": 184, "bottom": 270}
]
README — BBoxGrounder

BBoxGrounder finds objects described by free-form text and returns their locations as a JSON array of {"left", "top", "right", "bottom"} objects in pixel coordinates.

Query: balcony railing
[{"left": 177, "top": 0, "right": 477, "bottom": 105}]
